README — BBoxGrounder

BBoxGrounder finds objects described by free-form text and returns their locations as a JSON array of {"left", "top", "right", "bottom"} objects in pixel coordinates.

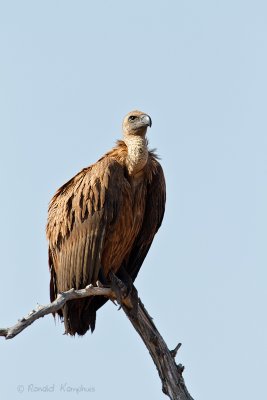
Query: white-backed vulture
[{"left": 46, "top": 110, "right": 166, "bottom": 335}]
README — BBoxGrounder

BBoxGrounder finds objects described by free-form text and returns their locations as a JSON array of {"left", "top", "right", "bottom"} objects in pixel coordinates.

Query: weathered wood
[
  {"left": 0, "top": 285, "right": 113, "bottom": 339},
  {"left": 0, "top": 285, "right": 194, "bottom": 400},
  {"left": 120, "top": 296, "right": 194, "bottom": 400}
]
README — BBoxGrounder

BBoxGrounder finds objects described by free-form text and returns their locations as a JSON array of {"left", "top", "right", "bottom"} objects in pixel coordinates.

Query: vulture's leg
[
  {"left": 117, "top": 266, "right": 138, "bottom": 318},
  {"left": 116, "top": 265, "right": 133, "bottom": 296},
  {"left": 109, "top": 271, "right": 127, "bottom": 306},
  {"left": 109, "top": 271, "right": 138, "bottom": 319},
  {"left": 97, "top": 266, "right": 110, "bottom": 287}
]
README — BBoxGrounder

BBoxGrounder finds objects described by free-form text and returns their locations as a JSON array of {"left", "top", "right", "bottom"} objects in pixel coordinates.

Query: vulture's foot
[
  {"left": 109, "top": 271, "right": 139, "bottom": 319},
  {"left": 98, "top": 266, "right": 109, "bottom": 286},
  {"left": 116, "top": 266, "right": 134, "bottom": 297},
  {"left": 109, "top": 271, "right": 128, "bottom": 307}
]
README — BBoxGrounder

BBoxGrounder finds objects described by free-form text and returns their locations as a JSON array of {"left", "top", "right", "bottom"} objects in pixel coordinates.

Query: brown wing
[
  {"left": 124, "top": 158, "right": 166, "bottom": 281},
  {"left": 47, "top": 157, "right": 127, "bottom": 300},
  {"left": 77, "top": 157, "right": 166, "bottom": 334}
]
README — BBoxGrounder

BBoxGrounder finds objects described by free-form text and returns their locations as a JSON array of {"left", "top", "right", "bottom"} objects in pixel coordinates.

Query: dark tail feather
[{"left": 62, "top": 296, "right": 109, "bottom": 336}]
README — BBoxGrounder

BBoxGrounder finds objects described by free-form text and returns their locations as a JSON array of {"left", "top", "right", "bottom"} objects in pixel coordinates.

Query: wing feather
[
  {"left": 125, "top": 158, "right": 166, "bottom": 281},
  {"left": 47, "top": 157, "right": 126, "bottom": 297}
]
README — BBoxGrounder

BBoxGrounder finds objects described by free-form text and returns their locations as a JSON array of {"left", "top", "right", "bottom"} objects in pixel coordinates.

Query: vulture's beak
[{"left": 141, "top": 114, "right": 152, "bottom": 128}]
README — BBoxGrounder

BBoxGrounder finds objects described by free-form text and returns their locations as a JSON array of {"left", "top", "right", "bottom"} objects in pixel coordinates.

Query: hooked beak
[{"left": 141, "top": 114, "right": 152, "bottom": 128}]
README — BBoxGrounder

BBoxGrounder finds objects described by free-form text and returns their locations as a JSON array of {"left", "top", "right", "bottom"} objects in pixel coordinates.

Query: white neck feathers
[{"left": 124, "top": 136, "right": 148, "bottom": 176}]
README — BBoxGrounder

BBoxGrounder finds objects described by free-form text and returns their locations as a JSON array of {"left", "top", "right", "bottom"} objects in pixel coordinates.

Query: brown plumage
[{"left": 46, "top": 110, "right": 166, "bottom": 335}]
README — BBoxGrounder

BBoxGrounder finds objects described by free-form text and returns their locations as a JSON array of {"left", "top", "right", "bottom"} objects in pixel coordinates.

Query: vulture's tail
[
  {"left": 49, "top": 253, "right": 108, "bottom": 335},
  {"left": 62, "top": 297, "right": 108, "bottom": 336}
]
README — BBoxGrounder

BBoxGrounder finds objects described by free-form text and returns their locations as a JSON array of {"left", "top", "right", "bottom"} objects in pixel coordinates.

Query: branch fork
[{"left": 0, "top": 282, "right": 194, "bottom": 400}]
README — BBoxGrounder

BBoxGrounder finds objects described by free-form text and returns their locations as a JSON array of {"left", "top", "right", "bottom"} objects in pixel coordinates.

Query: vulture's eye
[{"left": 128, "top": 115, "right": 137, "bottom": 121}]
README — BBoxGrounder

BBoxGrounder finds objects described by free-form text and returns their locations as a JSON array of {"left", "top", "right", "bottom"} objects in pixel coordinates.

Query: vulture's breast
[{"left": 101, "top": 175, "right": 147, "bottom": 277}]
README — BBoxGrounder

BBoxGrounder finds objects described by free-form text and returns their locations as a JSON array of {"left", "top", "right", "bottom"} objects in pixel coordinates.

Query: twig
[{"left": 171, "top": 343, "right": 182, "bottom": 358}]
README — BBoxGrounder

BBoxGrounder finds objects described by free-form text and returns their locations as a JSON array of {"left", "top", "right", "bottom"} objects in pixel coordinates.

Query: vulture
[{"left": 46, "top": 110, "right": 166, "bottom": 336}]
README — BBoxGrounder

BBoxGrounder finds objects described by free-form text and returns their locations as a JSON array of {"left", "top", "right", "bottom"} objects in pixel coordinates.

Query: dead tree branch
[
  {"left": 0, "top": 285, "right": 113, "bottom": 339},
  {"left": 121, "top": 297, "right": 194, "bottom": 400},
  {"left": 0, "top": 284, "right": 194, "bottom": 400}
]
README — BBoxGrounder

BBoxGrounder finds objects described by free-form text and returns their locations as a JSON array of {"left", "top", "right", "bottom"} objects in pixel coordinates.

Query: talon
[
  {"left": 116, "top": 265, "right": 134, "bottom": 297},
  {"left": 109, "top": 271, "right": 127, "bottom": 306}
]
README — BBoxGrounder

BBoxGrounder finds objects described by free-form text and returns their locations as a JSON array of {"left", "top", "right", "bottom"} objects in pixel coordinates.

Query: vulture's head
[{"left": 122, "top": 110, "right": 152, "bottom": 137}]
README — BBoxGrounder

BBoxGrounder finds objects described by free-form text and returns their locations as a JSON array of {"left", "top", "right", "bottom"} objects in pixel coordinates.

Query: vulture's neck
[{"left": 124, "top": 135, "right": 148, "bottom": 176}]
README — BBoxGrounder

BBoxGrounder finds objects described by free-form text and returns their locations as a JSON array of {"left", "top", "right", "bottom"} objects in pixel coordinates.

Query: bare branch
[
  {"left": 0, "top": 284, "right": 194, "bottom": 400},
  {"left": 120, "top": 296, "right": 194, "bottom": 400},
  {"left": 0, "top": 285, "right": 114, "bottom": 340}
]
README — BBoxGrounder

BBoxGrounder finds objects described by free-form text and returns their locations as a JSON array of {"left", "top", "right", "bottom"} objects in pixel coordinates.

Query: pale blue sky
[{"left": 0, "top": 1, "right": 266, "bottom": 399}]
